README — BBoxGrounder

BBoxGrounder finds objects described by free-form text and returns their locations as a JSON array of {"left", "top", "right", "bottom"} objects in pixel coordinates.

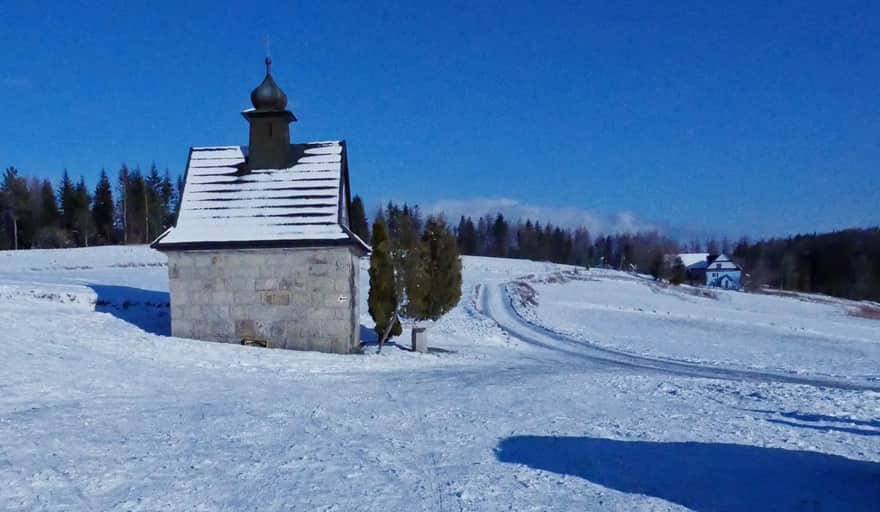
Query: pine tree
[
  {"left": 92, "top": 169, "right": 115, "bottom": 244},
  {"left": 73, "top": 177, "right": 93, "bottom": 246},
  {"left": 349, "top": 195, "right": 370, "bottom": 242},
  {"left": 602, "top": 235, "right": 614, "bottom": 267},
  {"left": 160, "top": 169, "right": 175, "bottom": 228},
  {"left": 535, "top": 222, "right": 551, "bottom": 261},
  {"left": 368, "top": 218, "right": 401, "bottom": 346},
  {"left": 649, "top": 251, "right": 666, "bottom": 281},
  {"left": 127, "top": 167, "right": 146, "bottom": 243},
  {"left": 491, "top": 213, "right": 509, "bottom": 257},
  {"left": 572, "top": 227, "right": 592, "bottom": 267},
  {"left": 476, "top": 215, "right": 491, "bottom": 256},
  {"left": 622, "top": 242, "right": 634, "bottom": 270},
  {"left": 116, "top": 165, "right": 131, "bottom": 243},
  {"left": 174, "top": 174, "right": 185, "bottom": 220},
  {"left": 706, "top": 238, "right": 721, "bottom": 255},
  {"left": 2, "top": 167, "right": 33, "bottom": 249},
  {"left": 670, "top": 257, "right": 687, "bottom": 285},
  {"left": 57, "top": 169, "right": 76, "bottom": 232},
  {"left": 407, "top": 216, "right": 462, "bottom": 321},
  {"left": 39, "top": 179, "right": 59, "bottom": 228},
  {"left": 145, "top": 163, "right": 162, "bottom": 241},
  {"left": 373, "top": 205, "right": 385, "bottom": 225},
  {"left": 384, "top": 201, "right": 400, "bottom": 239},
  {"left": 456, "top": 216, "right": 477, "bottom": 255},
  {"left": 394, "top": 203, "right": 421, "bottom": 250}
]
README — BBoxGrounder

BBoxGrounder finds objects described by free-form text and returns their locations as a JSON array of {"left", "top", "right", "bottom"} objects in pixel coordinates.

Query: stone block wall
[{"left": 166, "top": 246, "right": 360, "bottom": 354}]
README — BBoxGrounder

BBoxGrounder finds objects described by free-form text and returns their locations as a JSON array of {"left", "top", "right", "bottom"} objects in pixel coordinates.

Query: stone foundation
[{"left": 165, "top": 246, "right": 360, "bottom": 354}]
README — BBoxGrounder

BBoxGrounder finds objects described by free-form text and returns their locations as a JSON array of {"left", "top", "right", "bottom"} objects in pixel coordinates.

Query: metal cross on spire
[{"left": 265, "top": 36, "right": 272, "bottom": 74}]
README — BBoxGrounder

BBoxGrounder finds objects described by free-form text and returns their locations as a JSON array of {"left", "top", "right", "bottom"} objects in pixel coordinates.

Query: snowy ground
[
  {"left": 511, "top": 269, "right": 880, "bottom": 382},
  {"left": 1, "top": 246, "right": 878, "bottom": 511}
]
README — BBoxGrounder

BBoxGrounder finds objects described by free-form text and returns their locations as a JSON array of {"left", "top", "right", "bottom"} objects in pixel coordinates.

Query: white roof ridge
[
  {"left": 192, "top": 145, "right": 242, "bottom": 150},
  {"left": 154, "top": 142, "right": 367, "bottom": 252}
]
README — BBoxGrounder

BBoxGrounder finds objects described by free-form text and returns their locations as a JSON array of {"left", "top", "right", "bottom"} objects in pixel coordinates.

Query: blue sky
[{"left": 1, "top": 1, "right": 878, "bottom": 239}]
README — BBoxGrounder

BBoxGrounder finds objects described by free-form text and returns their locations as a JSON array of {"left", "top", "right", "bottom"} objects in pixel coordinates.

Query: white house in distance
[
  {"left": 678, "top": 253, "right": 743, "bottom": 289},
  {"left": 152, "top": 58, "right": 369, "bottom": 353}
]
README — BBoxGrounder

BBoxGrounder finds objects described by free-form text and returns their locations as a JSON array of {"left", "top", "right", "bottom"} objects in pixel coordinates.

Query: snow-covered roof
[
  {"left": 707, "top": 254, "right": 741, "bottom": 271},
  {"left": 678, "top": 253, "right": 710, "bottom": 268},
  {"left": 677, "top": 253, "right": 742, "bottom": 271},
  {"left": 152, "top": 142, "right": 369, "bottom": 252}
]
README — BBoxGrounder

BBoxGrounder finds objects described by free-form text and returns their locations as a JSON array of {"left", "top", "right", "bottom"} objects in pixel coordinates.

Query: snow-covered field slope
[
  {"left": 511, "top": 269, "right": 880, "bottom": 381},
  {"left": 1, "top": 246, "right": 878, "bottom": 511}
]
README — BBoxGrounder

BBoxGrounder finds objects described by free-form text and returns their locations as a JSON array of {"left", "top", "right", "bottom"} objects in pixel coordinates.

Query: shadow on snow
[
  {"left": 88, "top": 284, "right": 170, "bottom": 336},
  {"left": 86, "top": 289, "right": 411, "bottom": 350},
  {"left": 766, "top": 418, "right": 880, "bottom": 436},
  {"left": 358, "top": 324, "right": 454, "bottom": 354},
  {"left": 743, "top": 408, "right": 880, "bottom": 436},
  {"left": 495, "top": 435, "right": 880, "bottom": 512},
  {"left": 358, "top": 324, "right": 412, "bottom": 352}
]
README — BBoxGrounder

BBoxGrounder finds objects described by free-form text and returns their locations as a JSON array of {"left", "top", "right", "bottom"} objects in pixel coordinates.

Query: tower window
[{"left": 267, "top": 122, "right": 273, "bottom": 137}]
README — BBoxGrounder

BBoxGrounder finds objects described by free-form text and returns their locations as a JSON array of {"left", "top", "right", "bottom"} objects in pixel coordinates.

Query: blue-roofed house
[{"left": 678, "top": 253, "right": 743, "bottom": 290}]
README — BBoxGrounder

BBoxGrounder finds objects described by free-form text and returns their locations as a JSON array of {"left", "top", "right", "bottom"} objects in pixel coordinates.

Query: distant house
[
  {"left": 677, "top": 253, "right": 742, "bottom": 290},
  {"left": 152, "top": 58, "right": 369, "bottom": 353}
]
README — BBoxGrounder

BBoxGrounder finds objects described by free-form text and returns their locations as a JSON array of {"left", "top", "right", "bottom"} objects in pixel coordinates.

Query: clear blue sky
[{"left": 1, "top": 1, "right": 878, "bottom": 239}]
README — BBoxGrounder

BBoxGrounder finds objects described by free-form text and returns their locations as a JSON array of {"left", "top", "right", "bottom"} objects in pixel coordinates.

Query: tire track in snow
[{"left": 479, "top": 281, "right": 880, "bottom": 392}]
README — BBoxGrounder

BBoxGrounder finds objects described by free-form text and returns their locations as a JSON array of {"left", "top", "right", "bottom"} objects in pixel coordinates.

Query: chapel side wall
[{"left": 166, "top": 246, "right": 359, "bottom": 354}]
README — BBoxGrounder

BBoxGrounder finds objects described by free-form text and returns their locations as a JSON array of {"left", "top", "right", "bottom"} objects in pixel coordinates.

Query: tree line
[
  {"left": 348, "top": 201, "right": 682, "bottom": 274},
  {"left": 348, "top": 201, "right": 880, "bottom": 302},
  {"left": 732, "top": 228, "right": 880, "bottom": 301},
  {"left": 6, "top": 172, "right": 879, "bottom": 303},
  {"left": 0, "top": 165, "right": 182, "bottom": 249}
]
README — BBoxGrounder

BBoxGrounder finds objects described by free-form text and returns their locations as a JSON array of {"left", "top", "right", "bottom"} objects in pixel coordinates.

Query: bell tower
[{"left": 242, "top": 57, "right": 296, "bottom": 169}]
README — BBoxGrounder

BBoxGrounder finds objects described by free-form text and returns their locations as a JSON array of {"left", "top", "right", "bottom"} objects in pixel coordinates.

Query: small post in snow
[{"left": 411, "top": 325, "right": 428, "bottom": 353}]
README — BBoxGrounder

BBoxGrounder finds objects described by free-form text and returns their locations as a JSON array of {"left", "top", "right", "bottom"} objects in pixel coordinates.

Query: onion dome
[{"left": 250, "top": 57, "right": 288, "bottom": 111}]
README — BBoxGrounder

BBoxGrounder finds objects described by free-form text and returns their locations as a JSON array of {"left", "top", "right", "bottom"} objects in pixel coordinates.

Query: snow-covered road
[{"left": 478, "top": 281, "right": 880, "bottom": 391}]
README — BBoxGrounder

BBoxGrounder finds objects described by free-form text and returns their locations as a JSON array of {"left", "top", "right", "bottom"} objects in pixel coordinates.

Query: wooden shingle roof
[{"left": 151, "top": 141, "right": 369, "bottom": 252}]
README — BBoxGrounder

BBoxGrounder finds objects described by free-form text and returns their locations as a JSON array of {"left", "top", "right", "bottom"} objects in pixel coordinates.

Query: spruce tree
[
  {"left": 476, "top": 216, "right": 490, "bottom": 256},
  {"left": 92, "top": 170, "right": 115, "bottom": 244},
  {"left": 160, "top": 169, "right": 175, "bottom": 228},
  {"left": 174, "top": 174, "right": 185, "bottom": 219},
  {"left": 57, "top": 169, "right": 76, "bottom": 232},
  {"left": 491, "top": 213, "right": 509, "bottom": 257},
  {"left": 670, "top": 257, "right": 687, "bottom": 285},
  {"left": 2, "top": 167, "right": 33, "bottom": 249},
  {"left": 602, "top": 235, "right": 614, "bottom": 267},
  {"left": 145, "top": 164, "right": 162, "bottom": 241},
  {"left": 649, "top": 251, "right": 666, "bottom": 280},
  {"left": 117, "top": 165, "right": 130, "bottom": 244},
  {"left": 127, "top": 167, "right": 146, "bottom": 243},
  {"left": 384, "top": 201, "right": 400, "bottom": 239},
  {"left": 572, "top": 227, "right": 592, "bottom": 267},
  {"left": 349, "top": 195, "right": 370, "bottom": 242},
  {"left": 368, "top": 218, "right": 401, "bottom": 345},
  {"left": 456, "top": 216, "right": 477, "bottom": 255},
  {"left": 394, "top": 205, "right": 420, "bottom": 252},
  {"left": 73, "top": 177, "right": 93, "bottom": 246},
  {"left": 39, "top": 179, "right": 59, "bottom": 228},
  {"left": 408, "top": 216, "right": 462, "bottom": 321}
]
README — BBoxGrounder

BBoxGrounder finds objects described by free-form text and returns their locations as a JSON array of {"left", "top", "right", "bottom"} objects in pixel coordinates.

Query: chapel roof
[{"left": 151, "top": 141, "right": 369, "bottom": 252}]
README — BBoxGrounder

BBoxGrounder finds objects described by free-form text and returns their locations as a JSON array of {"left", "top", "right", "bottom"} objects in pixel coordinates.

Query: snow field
[
  {"left": 0, "top": 247, "right": 877, "bottom": 511},
  {"left": 515, "top": 269, "right": 880, "bottom": 380}
]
